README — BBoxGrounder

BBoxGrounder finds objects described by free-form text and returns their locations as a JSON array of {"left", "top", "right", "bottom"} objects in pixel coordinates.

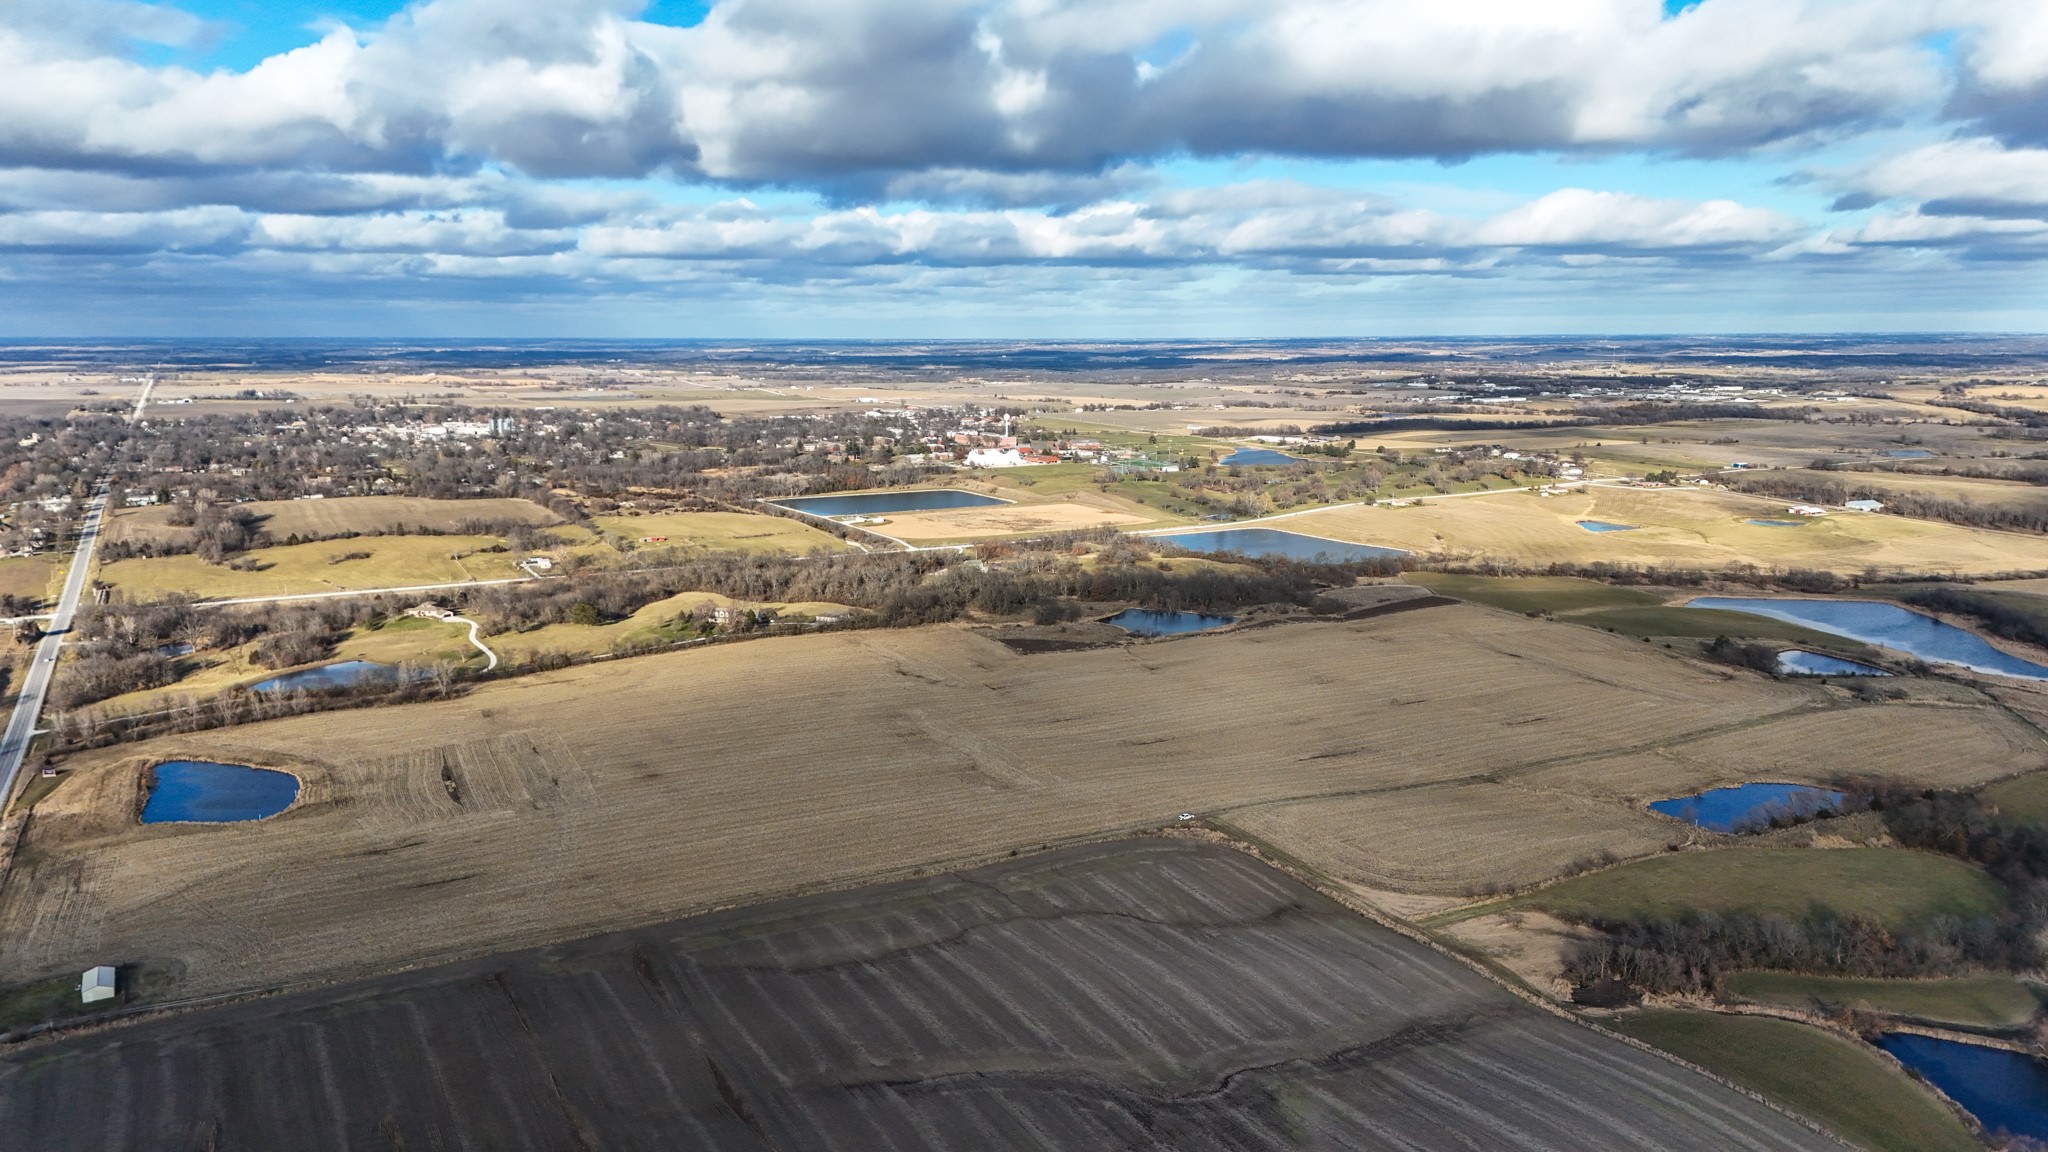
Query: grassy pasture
[
  {"left": 488, "top": 590, "right": 853, "bottom": 660},
  {"left": 104, "top": 496, "right": 559, "bottom": 548},
  {"left": 869, "top": 501, "right": 1154, "bottom": 542},
  {"left": 1746, "top": 467, "right": 2048, "bottom": 514},
  {"left": 1983, "top": 770, "right": 2048, "bottom": 826},
  {"left": 97, "top": 534, "right": 525, "bottom": 598},
  {"left": 1526, "top": 848, "right": 2005, "bottom": 930},
  {"left": 1613, "top": 1011, "right": 1982, "bottom": 1152},
  {"left": 1404, "top": 573, "right": 1665, "bottom": 614},
  {"left": 1721, "top": 971, "right": 2042, "bottom": 1030},
  {"left": 1569, "top": 605, "right": 1889, "bottom": 657},
  {"left": 0, "top": 554, "right": 58, "bottom": 608},
  {"left": 1287, "top": 484, "right": 2048, "bottom": 575},
  {"left": 590, "top": 510, "right": 851, "bottom": 554}
]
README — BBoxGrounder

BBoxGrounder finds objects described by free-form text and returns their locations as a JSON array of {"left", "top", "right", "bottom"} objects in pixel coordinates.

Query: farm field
[
  {"left": 0, "top": 840, "right": 1842, "bottom": 1152},
  {"left": 1720, "top": 972, "right": 2042, "bottom": 1030},
  {"left": 95, "top": 534, "right": 526, "bottom": 598},
  {"left": 868, "top": 500, "right": 1154, "bottom": 542},
  {"left": 103, "top": 495, "right": 559, "bottom": 549},
  {"left": 1402, "top": 573, "right": 1665, "bottom": 614},
  {"left": 1611, "top": 1011, "right": 1982, "bottom": 1152},
  {"left": 3, "top": 603, "right": 1844, "bottom": 999},
  {"left": 1524, "top": 847, "right": 2006, "bottom": 929},
  {"left": 590, "top": 510, "right": 852, "bottom": 554},
  {"left": 1742, "top": 467, "right": 2048, "bottom": 514},
  {"left": 1286, "top": 484, "right": 2048, "bottom": 574}
]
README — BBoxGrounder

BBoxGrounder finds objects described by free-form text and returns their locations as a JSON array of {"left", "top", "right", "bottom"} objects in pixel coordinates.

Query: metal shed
[{"left": 81, "top": 966, "right": 116, "bottom": 1004}]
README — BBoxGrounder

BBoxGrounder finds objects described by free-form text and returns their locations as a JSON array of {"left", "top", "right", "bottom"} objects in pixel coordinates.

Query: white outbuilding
[{"left": 81, "top": 965, "right": 116, "bottom": 1004}]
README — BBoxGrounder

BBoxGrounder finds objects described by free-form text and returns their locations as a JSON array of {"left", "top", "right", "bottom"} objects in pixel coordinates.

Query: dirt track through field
[
  {"left": 0, "top": 840, "right": 1840, "bottom": 1152},
  {"left": 5, "top": 605, "right": 2041, "bottom": 1000}
]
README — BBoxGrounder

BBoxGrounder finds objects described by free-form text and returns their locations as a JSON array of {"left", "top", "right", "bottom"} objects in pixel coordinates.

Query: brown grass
[
  {"left": 876, "top": 501, "right": 1152, "bottom": 541},
  {"left": 3, "top": 604, "right": 1836, "bottom": 1000},
  {"left": 103, "top": 496, "right": 559, "bottom": 548}
]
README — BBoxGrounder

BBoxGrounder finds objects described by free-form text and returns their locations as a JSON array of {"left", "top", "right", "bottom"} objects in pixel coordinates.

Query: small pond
[
  {"left": 770, "top": 490, "right": 1009, "bottom": 516},
  {"left": 1649, "top": 782, "right": 1847, "bottom": 833},
  {"left": 1104, "top": 609, "right": 1237, "bottom": 636},
  {"left": 1879, "top": 1034, "right": 2048, "bottom": 1143},
  {"left": 1777, "top": 650, "right": 1891, "bottom": 677},
  {"left": 1576, "top": 520, "right": 1636, "bottom": 532},
  {"left": 1687, "top": 597, "right": 2048, "bottom": 681},
  {"left": 251, "top": 660, "right": 412, "bottom": 693},
  {"left": 1220, "top": 448, "right": 1302, "bottom": 467},
  {"left": 142, "top": 761, "right": 300, "bottom": 824},
  {"left": 1745, "top": 519, "right": 1807, "bottom": 527},
  {"left": 1886, "top": 449, "right": 1933, "bottom": 459},
  {"left": 1151, "top": 528, "right": 1407, "bottom": 563}
]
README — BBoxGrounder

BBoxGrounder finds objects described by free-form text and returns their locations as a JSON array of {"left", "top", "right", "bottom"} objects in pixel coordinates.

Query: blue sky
[{"left": 4, "top": 0, "right": 2047, "bottom": 336}]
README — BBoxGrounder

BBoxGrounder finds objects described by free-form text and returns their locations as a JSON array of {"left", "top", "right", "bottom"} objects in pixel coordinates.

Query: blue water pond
[
  {"left": 1105, "top": 609, "right": 1237, "bottom": 636},
  {"left": 251, "top": 659, "right": 413, "bottom": 693},
  {"left": 1886, "top": 449, "right": 1933, "bottom": 459},
  {"left": 1153, "top": 528, "right": 1407, "bottom": 563},
  {"left": 1746, "top": 519, "right": 1807, "bottom": 527},
  {"left": 1880, "top": 1034, "right": 2048, "bottom": 1143},
  {"left": 1650, "top": 783, "right": 1847, "bottom": 833},
  {"left": 1777, "top": 650, "right": 1891, "bottom": 677},
  {"left": 1220, "top": 448, "right": 1302, "bottom": 467},
  {"left": 1577, "top": 520, "right": 1636, "bottom": 532},
  {"left": 770, "top": 490, "right": 1008, "bottom": 516},
  {"left": 142, "top": 761, "right": 300, "bottom": 824},
  {"left": 1688, "top": 597, "right": 2048, "bottom": 681}
]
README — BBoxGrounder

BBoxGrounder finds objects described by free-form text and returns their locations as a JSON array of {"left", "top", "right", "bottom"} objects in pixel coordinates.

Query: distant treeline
[
  {"left": 1565, "top": 784, "right": 2048, "bottom": 995},
  {"left": 1310, "top": 402, "right": 1818, "bottom": 437},
  {"left": 1898, "top": 587, "right": 2048, "bottom": 650}
]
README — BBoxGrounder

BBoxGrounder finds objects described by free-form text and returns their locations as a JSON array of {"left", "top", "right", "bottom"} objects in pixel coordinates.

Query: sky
[{"left": 3, "top": 0, "right": 2048, "bottom": 337}]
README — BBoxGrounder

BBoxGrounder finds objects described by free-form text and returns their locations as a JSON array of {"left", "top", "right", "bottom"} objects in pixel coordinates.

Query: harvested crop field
[
  {"left": 103, "top": 495, "right": 559, "bottom": 548},
  {"left": 876, "top": 500, "right": 1153, "bottom": 542},
  {"left": 5, "top": 604, "right": 1845, "bottom": 998},
  {"left": 1288, "top": 485, "right": 2048, "bottom": 575},
  {"left": 591, "top": 510, "right": 851, "bottom": 554},
  {"left": 0, "top": 840, "right": 1838, "bottom": 1152}
]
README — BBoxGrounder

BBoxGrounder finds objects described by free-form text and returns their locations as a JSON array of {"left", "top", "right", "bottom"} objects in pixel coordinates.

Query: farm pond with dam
[
  {"left": 141, "top": 761, "right": 299, "bottom": 824},
  {"left": 1689, "top": 597, "right": 2048, "bottom": 680},
  {"left": 1650, "top": 783, "right": 1847, "bottom": 833}
]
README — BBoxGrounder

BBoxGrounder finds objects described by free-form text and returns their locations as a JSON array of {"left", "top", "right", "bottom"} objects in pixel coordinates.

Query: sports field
[{"left": 1287, "top": 485, "right": 2048, "bottom": 574}]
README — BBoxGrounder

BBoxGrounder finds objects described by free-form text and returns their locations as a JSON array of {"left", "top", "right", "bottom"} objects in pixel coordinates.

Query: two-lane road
[{"left": 0, "top": 483, "right": 112, "bottom": 808}]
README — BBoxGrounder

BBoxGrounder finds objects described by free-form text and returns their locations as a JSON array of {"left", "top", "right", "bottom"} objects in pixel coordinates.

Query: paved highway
[{"left": 0, "top": 483, "right": 111, "bottom": 806}]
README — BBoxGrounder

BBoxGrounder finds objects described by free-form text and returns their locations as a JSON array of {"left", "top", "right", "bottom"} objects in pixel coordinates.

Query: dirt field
[
  {"left": 0, "top": 840, "right": 1839, "bottom": 1152},
  {"left": 1288, "top": 485, "right": 2048, "bottom": 575},
  {"left": 875, "top": 499, "right": 1153, "bottom": 541},
  {"left": 7, "top": 602, "right": 2016, "bottom": 1004},
  {"left": 103, "top": 496, "right": 560, "bottom": 549}
]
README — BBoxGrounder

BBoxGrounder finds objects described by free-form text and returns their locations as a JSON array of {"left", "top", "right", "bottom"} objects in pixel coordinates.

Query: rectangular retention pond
[
  {"left": 1150, "top": 527, "right": 1406, "bottom": 563},
  {"left": 1103, "top": 609, "right": 1236, "bottom": 636},
  {"left": 769, "top": 490, "right": 1009, "bottom": 517},
  {"left": 1687, "top": 597, "right": 2048, "bottom": 681}
]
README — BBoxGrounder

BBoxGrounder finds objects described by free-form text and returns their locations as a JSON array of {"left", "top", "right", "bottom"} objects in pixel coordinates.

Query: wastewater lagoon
[
  {"left": 1777, "top": 650, "right": 1891, "bottom": 677},
  {"left": 142, "top": 761, "right": 300, "bottom": 824},
  {"left": 769, "top": 490, "right": 1009, "bottom": 516},
  {"left": 1104, "top": 609, "right": 1236, "bottom": 636},
  {"left": 1879, "top": 1034, "right": 2048, "bottom": 1143},
  {"left": 1153, "top": 529, "right": 1406, "bottom": 563},
  {"left": 1220, "top": 448, "right": 1303, "bottom": 467},
  {"left": 1688, "top": 598, "right": 2048, "bottom": 680},
  {"left": 1650, "top": 783, "right": 1847, "bottom": 833}
]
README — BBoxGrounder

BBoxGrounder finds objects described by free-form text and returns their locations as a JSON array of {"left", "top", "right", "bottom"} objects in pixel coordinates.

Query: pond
[
  {"left": 1220, "top": 448, "right": 1302, "bottom": 467},
  {"left": 1649, "top": 782, "right": 1846, "bottom": 833},
  {"left": 1104, "top": 609, "right": 1237, "bottom": 636},
  {"left": 1879, "top": 1034, "right": 2048, "bottom": 1143},
  {"left": 1688, "top": 597, "right": 2048, "bottom": 681},
  {"left": 251, "top": 660, "right": 412, "bottom": 693},
  {"left": 142, "top": 761, "right": 300, "bottom": 824},
  {"left": 1886, "top": 449, "right": 1933, "bottom": 459},
  {"left": 1151, "top": 528, "right": 1407, "bottom": 563},
  {"left": 769, "top": 490, "right": 1009, "bottom": 516},
  {"left": 1576, "top": 520, "right": 1636, "bottom": 532},
  {"left": 1745, "top": 519, "right": 1807, "bottom": 527},
  {"left": 1777, "top": 650, "right": 1891, "bottom": 677}
]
